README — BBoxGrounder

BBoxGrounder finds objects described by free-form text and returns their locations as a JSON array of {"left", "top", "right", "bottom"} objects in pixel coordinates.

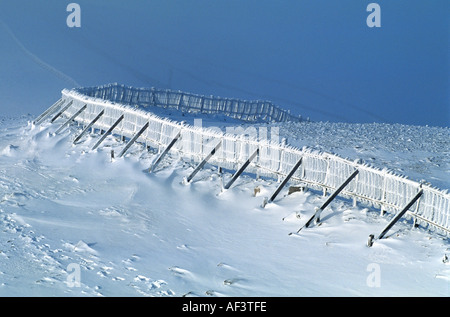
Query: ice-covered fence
[
  {"left": 75, "top": 83, "right": 303, "bottom": 123},
  {"left": 46, "top": 88, "right": 450, "bottom": 237}
]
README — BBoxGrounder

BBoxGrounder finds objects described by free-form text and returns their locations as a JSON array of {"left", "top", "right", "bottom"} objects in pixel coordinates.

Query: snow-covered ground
[{"left": 0, "top": 114, "right": 448, "bottom": 296}]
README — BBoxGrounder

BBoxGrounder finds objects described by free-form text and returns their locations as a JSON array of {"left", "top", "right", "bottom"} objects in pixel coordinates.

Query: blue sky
[{"left": 0, "top": 1, "right": 448, "bottom": 126}]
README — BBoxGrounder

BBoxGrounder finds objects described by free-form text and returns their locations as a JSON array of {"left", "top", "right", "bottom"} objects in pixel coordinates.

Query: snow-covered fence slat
[{"left": 56, "top": 88, "right": 450, "bottom": 237}]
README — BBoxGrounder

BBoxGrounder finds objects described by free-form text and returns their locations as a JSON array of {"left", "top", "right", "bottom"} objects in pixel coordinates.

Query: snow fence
[
  {"left": 75, "top": 83, "right": 303, "bottom": 123},
  {"left": 44, "top": 87, "right": 450, "bottom": 237}
]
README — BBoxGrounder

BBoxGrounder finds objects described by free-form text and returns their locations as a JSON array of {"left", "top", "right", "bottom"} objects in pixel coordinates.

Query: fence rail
[{"left": 40, "top": 86, "right": 450, "bottom": 237}]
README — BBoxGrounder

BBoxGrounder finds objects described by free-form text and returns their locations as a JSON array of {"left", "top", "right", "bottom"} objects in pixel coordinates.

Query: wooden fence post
[
  {"left": 223, "top": 148, "right": 259, "bottom": 190},
  {"left": 148, "top": 130, "right": 182, "bottom": 173},
  {"left": 185, "top": 140, "right": 222, "bottom": 184},
  {"left": 73, "top": 109, "right": 105, "bottom": 144},
  {"left": 33, "top": 98, "right": 64, "bottom": 125},
  {"left": 50, "top": 100, "right": 73, "bottom": 123},
  {"left": 268, "top": 157, "right": 303, "bottom": 204},
  {"left": 368, "top": 189, "right": 423, "bottom": 246},
  {"left": 91, "top": 114, "right": 124, "bottom": 150},
  {"left": 55, "top": 104, "right": 87, "bottom": 134},
  {"left": 291, "top": 169, "right": 359, "bottom": 235},
  {"left": 118, "top": 122, "right": 149, "bottom": 157}
]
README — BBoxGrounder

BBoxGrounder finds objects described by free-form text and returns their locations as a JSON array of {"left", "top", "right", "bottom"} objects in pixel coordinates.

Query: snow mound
[
  {"left": 0, "top": 144, "right": 19, "bottom": 157},
  {"left": 66, "top": 240, "right": 98, "bottom": 255}
]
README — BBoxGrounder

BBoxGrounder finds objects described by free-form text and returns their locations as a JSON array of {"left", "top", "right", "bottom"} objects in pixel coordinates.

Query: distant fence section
[
  {"left": 34, "top": 85, "right": 450, "bottom": 242},
  {"left": 75, "top": 83, "right": 303, "bottom": 123}
]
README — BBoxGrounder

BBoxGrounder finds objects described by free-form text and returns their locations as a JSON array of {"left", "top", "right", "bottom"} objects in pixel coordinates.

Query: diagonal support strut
[
  {"left": 91, "top": 114, "right": 124, "bottom": 150},
  {"left": 148, "top": 130, "right": 182, "bottom": 173},
  {"left": 50, "top": 100, "right": 73, "bottom": 123},
  {"left": 268, "top": 157, "right": 303, "bottom": 204},
  {"left": 185, "top": 140, "right": 222, "bottom": 183},
  {"left": 367, "top": 189, "right": 423, "bottom": 247},
  {"left": 291, "top": 169, "right": 359, "bottom": 235},
  {"left": 223, "top": 148, "right": 259, "bottom": 190},
  {"left": 73, "top": 109, "right": 105, "bottom": 144},
  {"left": 33, "top": 98, "right": 64, "bottom": 125},
  {"left": 118, "top": 122, "right": 150, "bottom": 158},
  {"left": 55, "top": 104, "right": 87, "bottom": 134}
]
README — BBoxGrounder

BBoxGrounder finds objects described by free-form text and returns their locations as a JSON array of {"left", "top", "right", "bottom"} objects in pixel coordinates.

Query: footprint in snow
[
  {"left": 205, "top": 290, "right": 215, "bottom": 296},
  {"left": 168, "top": 266, "right": 194, "bottom": 278},
  {"left": 97, "top": 266, "right": 113, "bottom": 278},
  {"left": 223, "top": 278, "right": 245, "bottom": 286},
  {"left": 205, "top": 289, "right": 225, "bottom": 297},
  {"left": 134, "top": 275, "right": 151, "bottom": 282},
  {"left": 150, "top": 280, "right": 167, "bottom": 289},
  {"left": 217, "top": 262, "right": 240, "bottom": 273},
  {"left": 122, "top": 255, "right": 140, "bottom": 271},
  {"left": 123, "top": 254, "right": 140, "bottom": 263},
  {"left": 176, "top": 244, "right": 194, "bottom": 251},
  {"left": 281, "top": 211, "right": 302, "bottom": 222}
]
